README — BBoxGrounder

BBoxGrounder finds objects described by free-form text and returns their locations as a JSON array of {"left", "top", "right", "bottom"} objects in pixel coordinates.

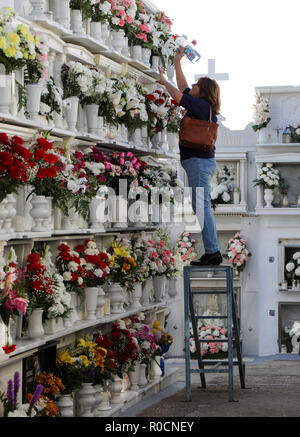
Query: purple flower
[
  {"left": 13, "top": 371, "right": 20, "bottom": 404},
  {"left": 30, "top": 384, "right": 44, "bottom": 407},
  {"left": 6, "top": 379, "right": 14, "bottom": 409}
]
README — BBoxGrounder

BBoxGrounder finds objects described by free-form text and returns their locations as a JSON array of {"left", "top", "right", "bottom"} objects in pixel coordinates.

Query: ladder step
[
  {"left": 196, "top": 339, "right": 229, "bottom": 342},
  {"left": 191, "top": 290, "right": 228, "bottom": 294},
  {"left": 195, "top": 315, "right": 228, "bottom": 319},
  {"left": 200, "top": 360, "right": 242, "bottom": 366},
  {"left": 190, "top": 368, "right": 229, "bottom": 374}
]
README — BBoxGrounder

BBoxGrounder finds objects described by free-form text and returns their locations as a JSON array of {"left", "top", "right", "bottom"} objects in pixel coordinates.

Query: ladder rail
[{"left": 184, "top": 265, "right": 245, "bottom": 403}]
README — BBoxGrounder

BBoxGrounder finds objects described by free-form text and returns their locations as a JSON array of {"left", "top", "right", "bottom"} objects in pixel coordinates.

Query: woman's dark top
[{"left": 178, "top": 87, "right": 218, "bottom": 162}]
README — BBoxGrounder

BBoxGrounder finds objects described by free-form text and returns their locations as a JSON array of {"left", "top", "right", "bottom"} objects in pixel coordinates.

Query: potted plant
[
  {"left": 253, "top": 163, "right": 283, "bottom": 208},
  {"left": 252, "top": 93, "right": 271, "bottom": 143}
]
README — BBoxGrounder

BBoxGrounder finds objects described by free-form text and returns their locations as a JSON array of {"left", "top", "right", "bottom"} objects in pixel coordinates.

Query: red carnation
[
  {"left": 27, "top": 253, "right": 40, "bottom": 264},
  {"left": 2, "top": 344, "right": 16, "bottom": 354},
  {"left": 0, "top": 132, "right": 9, "bottom": 145},
  {"left": 146, "top": 94, "right": 155, "bottom": 101}
]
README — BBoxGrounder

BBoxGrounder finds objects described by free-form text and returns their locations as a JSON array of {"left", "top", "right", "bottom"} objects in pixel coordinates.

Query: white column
[
  {"left": 240, "top": 158, "right": 247, "bottom": 206},
  {"left": 53, "top": 53, "right": 66, "bottom": 90},
  {"left": 47, "top": 50, "right": 56, "bottom": 79},
  {"left": 255, "top": 163, "right": 264, "bottom": 209}
]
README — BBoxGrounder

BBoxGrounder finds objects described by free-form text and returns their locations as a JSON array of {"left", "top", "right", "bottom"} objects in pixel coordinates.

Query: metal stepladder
[{"left": 184, "top": 265, "right": 246, "bottom": 402}]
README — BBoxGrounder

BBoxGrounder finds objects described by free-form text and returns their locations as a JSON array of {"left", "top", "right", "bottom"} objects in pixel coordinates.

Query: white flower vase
[
  {"left": 4, "top": 194, "right": 16, "bottom": 234},
  {"left": 54, "top": 0, "right": 71, "bottom": 29},
  {"left": 65, "top": 96, "right": 79, "bottom": 132},
  {"left": 62, "top": 206, "right": 79, "bottom": 230},
  {"left": 264, "top": 188, "right": 274, "bottom": 208},
  {"left": 132, "top": 128, "right": 142, "bottom": 147},
  {"left": 93, "top": 384, "right": 104, "bottom": 416},
  {"left": 30, "top": 195, "right": 50, "bottom": 232},
  {"left": 0, "top": 74, "right": 13, "bottom": 114},
  {"left": 97, "top": 116, "right": 105, "bottom": 138},
  {"left": 98, "top": 381, "right": 112, "bottom": 411},
  {"left": 152, "top": 276, "right": 166, "bottom": 302},
  {"left": 292, "top": 280, "right": 298, "bottom": 291},
  {"left": 27, "top": 308, "right": 44, "bottom": 340},
  {"left": 100, "top": 22, "right": 110, "bottom": 46},
  {"left": 131, "top": 282, "right": 142, "bottom": 309},
  {"left": 89, "top": 194, "right": 106, "bottom": 231},
  {"left": 0, "top": 199, "right": 8, "bottom": 234},
  {"left": 76, "top": 383, "right": 95, "bottom": 417},
  {"left": 122, "top": 36, "right": 130, "bottom": 57},
  {"left": 257, "top": 128, "right": 267, "bottom": 144},
  {"left": 28, "top": 0, "right": 46, "bottom": 19},
  {"left": 131, "top": 45, "right": 142, "bottom": 62},
  {"left": 53, "top": 110, "right": 64, "bottom": 129},
  {"left": 152, "top": 131, "right": 162, "bottom": 150},
  {"left": 167, "top": 131, "right": 178, "bottom": 153},
  {"left": 128, "top": 362, "right": 140, "bottom": 390},
  {"left": 110, "top": 283, "right": 125, "bottom": 314},
  {"left": 160, "top": 128, "right": 168, "bottom": 151},
  {"left": 43, "top": 318, "right": 58, "bottom": 334},
  {"left": 0, "top": 316, "right": 7, "bottom": 356},
  {"left": 26, "top": 83, "right": 43, "bottom": 122},
  {"left": 168, "top": 278, "right": 178, "bottom": 298},
  {"left": 86, "top": 104, "right": 99, "bottom": 135},
  {"left": 167, "top": 63, "right": 175, "bottom": 82},
  {"left": 141, "top": 279, "right": 152, "bottom": 306},
  {"left": 149, "top": 357, "right": 162, "bottom": 380},
  {"left": 110, "top": 375, "right": 123, "bottom": 404},
  {"left": 141, "top": 125, "right": 148, "bottom": 147},
  {"left": 63, "top": 312, "right": 73, "bottom": 328},
  {"left": 69, "top": 291, "right": 80, "bottom": 324},
  {"left": 121, "top": 124, "right": 128, "bottom": 143},
  {"left": 111, "top": 195, "right": 128, "bottom": 228},
  {"left": 57, "top": 394, "right": 74, "bottom": 417},
  {"left": 90, "top": 21, "right": 101, "bottom": 40},
  {"left": 138, "top": 363, "right": 148, "bottom": 388},
  {"left": 96, "top": 287, "right": 105, "bottom": 318},
  {"left": 296, "top": 280, "right": 300, "bottom": 292},
  {"left": 71, "top": 9, "right": 85, "bottom": 35},
  {"left": 151, "top": 56, "right": 160, "bottom": 72},
  {"left": 84, "top": 287, "right": 98, "bottom": 320},
  {"left": 111, "top": 30, "right": 125, "bottom": 53},
  {"left": 281, "top": 280, "right": 288, "bottom": 291},
  {"left": 142, "top": 48, "right": 151, "bottom": 67}
]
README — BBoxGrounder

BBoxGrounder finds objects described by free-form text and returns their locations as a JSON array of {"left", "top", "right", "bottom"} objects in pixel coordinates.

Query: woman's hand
[
  {"left": 174, "top": 47, "right": 185, "bottom": 64},
  {"left": 156, "top": 66, "right": 167, "bottom": 86}
]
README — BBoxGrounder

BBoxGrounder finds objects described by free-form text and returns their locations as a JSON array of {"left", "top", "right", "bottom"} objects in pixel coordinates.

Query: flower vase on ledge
[{"left": 264, "top": 188, "right": 274, "bottom": 208}]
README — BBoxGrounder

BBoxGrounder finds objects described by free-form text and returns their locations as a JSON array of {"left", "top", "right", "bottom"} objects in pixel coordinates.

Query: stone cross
[{"left": 195, "top": 59, "right": 229, "bottom": 82}]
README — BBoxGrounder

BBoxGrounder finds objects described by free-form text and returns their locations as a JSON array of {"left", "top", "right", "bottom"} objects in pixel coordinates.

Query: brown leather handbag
[{"left": 179, "top": 105, "right": 219, "bottom": 152}]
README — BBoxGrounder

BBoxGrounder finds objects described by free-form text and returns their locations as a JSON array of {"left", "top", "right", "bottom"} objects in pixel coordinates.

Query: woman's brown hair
[{"left": 197, "top": 77, "right": 221, "bottom": 115}]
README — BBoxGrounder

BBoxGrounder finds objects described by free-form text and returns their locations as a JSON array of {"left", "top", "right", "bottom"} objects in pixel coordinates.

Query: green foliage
[
  {"left": 16, "top": 80, "right": 27, "bottom": 112},
  {"left": 61, "top": 63, "right": 82, "bottom": 99},
  {"left": 40, "top": 77, "right": 62, "bottom": 121}
]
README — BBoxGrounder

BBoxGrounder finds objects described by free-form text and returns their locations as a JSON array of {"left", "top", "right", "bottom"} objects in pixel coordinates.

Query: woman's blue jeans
[{"left": 181, "top": 157, "right": 219, "bottom": 254}]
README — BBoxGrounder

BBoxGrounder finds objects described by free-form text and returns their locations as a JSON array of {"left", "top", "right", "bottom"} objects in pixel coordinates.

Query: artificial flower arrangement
[
  {"left": 26, "top": 371, "right": 64, "bottom": 417},
  {"left": 166, "top": 98, "right": 183, "bottom": 134},
  {"left": 210, "top": 165, "right": 235, "bottom": 210},
  {"left": 124, "top": 314, "right": 157, "bottom": 366},
  {"left": 147, "top": 229, "right": 176, "bottom": 278},
  {"left": 25, "top": 250, "right": 55, "bottom": 317},
  {"left": 285, "top": 251, "right": 300, "bottom": 288},
  {"left": 94, "top": 322, "right": 138, "bottom": 379},
  {"left": 55, "top": 241, "right": 85, "bottom": 299},
  {"left": 55, "top": 348, "right": 84, "bottom": 395},
  {"left": 175, "top": 231, "right": 197, "bottom": 265},
  {"left": 90, "top": 0, "right": 113, "bottom": 24},
  {"left": 40, "top": 244, "right": 71, "bottom": 323},
  {"left": 74, "top": 239, "right": 111, "bottom": 288},
  {"left": 289, "top": 124, "right": 300, "bottom": 143},
  {"left": 253, "top": 162, "right": 283, "bottom": 191},
  {"left": 223, "top": 232, "right": 251, "bottom": 274},
  {"left": 23, "top": 32, "right": 49, "bottom": 85},
  {"left": 145, "top": 89, "right": 170, "bottom": 137},
  {"left": 0, "top": 133, "right": 33, "bottom": 202},
  {"left": 67, "top": 336, "right": 107, "bottom": 385},
  {"left": 107, "top": 237, "right": 137, "bottom": 292},
  {"left": 189, "top": 323, "right": 228, "bottom": 359},
  {"left": 114, "top": 77, "right": 148, "bottom": 135},
  {"left": 0, "top": 247, "right": 28, "bottom": 353},
  {"left": 0, "top": 7, "right": 37, "bottom": 74},
  {"left": 252, "top": 93, "right": 271, "bottom": 132},
  {"left": 130, "top": 232, "right": 152, "bottom": 281},
  {"left": 40, "top": 76, "right": 65, "bottom": 122},
  {"left": 151, "top": 319, "right": 173, "bottom": 376},
  {"left": 0, "top": 371, "right": 44, "bottom": 417}
]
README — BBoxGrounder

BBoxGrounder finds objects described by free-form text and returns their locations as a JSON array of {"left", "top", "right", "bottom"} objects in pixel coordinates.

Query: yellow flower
[
  {"left": 113, "top": 245, "right": 130, "bottom": 258},
  {"left": 79, "top": 355, "right": 91, "bottom": 367},
  {"left": 0, "top": 37, "right": 6, "bottom": 50},
  {"left": 110, "top": 255, "right": 115, "bottom": 266},
  {"left": 0, "top": 27, "right": 3, "bottom": 34},
  {"left": 22, "top": 49, "right": 29, "bottom": 59},
  {"left": 4, "top": 46, "right": 16, "bottom": 58},
  {"left": 34, "top": 34, "right": 40, "bottom": 44},
  {"left": 17, "top": 24, "right": 28, "bottom": 36},
  {"left": 56, "top": 350, "right": 73, "bottom": 366},
  {"left": 153, "top": 320, "right": 161, "bottom": 329},
  {"left": 28, "top": 54, "right": 35, "bottom": 60},
  {"left": 77, "top": 338, "right": 97, "bottom": 350},
  {"left": 7, "top": 32, "right": 20, "bottom": 47}
]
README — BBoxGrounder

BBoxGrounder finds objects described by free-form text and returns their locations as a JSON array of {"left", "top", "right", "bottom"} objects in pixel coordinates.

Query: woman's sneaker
[{"left": 190, "top": 251, "right": 223, "bottom": 266}]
